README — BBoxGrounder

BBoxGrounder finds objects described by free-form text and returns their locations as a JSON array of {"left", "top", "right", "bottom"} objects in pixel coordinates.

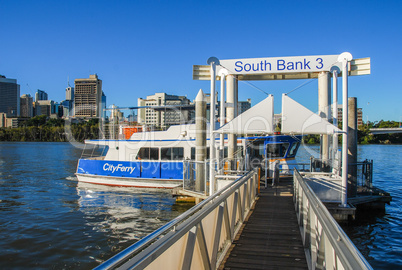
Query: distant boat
[{"left": 75, "top": 123, "right": 302, "bottom": 189}]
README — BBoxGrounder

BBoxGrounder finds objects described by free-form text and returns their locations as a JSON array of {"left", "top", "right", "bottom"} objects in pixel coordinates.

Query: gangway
[{"left": 95, "top": 169, "right": 372, "bottom": 270}]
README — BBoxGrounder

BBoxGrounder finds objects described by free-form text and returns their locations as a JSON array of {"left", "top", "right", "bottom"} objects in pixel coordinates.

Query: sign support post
[
  {"left": 331, "top": 67, "right": 339, "bottom": 176},
  {"left": 339, "top": 52, "right": 353, "bottom": 207},
  {"left": 207, "top": 57, "right": 218, "bottom": 196},
  {"left": 219, "top": 69, "right": 228, "bottom": 174}
]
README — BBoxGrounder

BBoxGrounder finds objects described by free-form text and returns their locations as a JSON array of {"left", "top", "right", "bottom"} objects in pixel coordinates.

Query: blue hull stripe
[{"left": 77, "top": 159, "right": 183, "bottom": 180}]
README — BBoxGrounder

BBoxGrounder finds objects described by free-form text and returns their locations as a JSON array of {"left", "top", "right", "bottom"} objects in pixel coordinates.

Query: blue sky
[{"left": 1, "top": 0, "right": 401, "bottom": 122}]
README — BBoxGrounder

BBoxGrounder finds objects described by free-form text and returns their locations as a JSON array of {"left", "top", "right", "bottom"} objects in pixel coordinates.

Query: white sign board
[{"left": 219, "top": 55, "right": 339, "bottom": 75}]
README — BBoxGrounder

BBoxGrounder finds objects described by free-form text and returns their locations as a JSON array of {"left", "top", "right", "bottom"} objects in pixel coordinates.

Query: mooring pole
[
  {"left": 339, "top": 52, "right": 353, "bottom": 207},
  {"left": 226, "top": 75, "right": 237, "bottom": 170},
  {"left": 195, "top": 89, "right": 206, "bottom": 193},
  {"left": 348, "top": 97, "right": 358, "bottom": 197}
]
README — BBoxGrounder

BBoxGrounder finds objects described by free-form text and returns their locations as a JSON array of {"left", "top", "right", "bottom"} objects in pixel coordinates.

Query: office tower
[
  {"left": 138, "top": 93, "right": 191, "bottom": 128},
  {"left": 0, "top": 75, "right": 20, "bottom": 117},
  {"left": 238, "top": 99, "right": 252, "bottom": 114},
  {"left": 20, "top": 94, "right": 34, "bottom": 117},
  {"left": 74, "top": 74, "right": 104, "bottom": 118},
  {"left": 66, "top": 86, "right": 74, "bottom": 101},
  {"left": 337, "top": 105, "right": 363, "bottom": 126},
  {"left": 34, "top": 100, "right": 55, "bottom": 116},
  {"left": 35, "top": 89, "right": 48, "bottom": 102}
]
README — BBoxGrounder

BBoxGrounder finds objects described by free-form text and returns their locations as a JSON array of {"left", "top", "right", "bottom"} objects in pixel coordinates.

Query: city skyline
[{"left": 1, "top": 0, "right": 401, "bottom": 122}]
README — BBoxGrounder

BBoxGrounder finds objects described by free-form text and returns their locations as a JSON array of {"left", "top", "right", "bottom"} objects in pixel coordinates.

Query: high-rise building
[
  {"left": 138, "top": 93, "right": 191, "bottom": 128},
  {"left": 20, "top": 94, "right": 34, "bottom": 117},
  {"left": 34, "top": 100, "right": 55, "bottom": 117},
  {"left": 238, "top": 99, "right": 252, "bottom": 114},
  {"left": 35, "top": 89, "right": 48, "bottom": 102},
  {"left": 74, "top": 74, "right": 105, "bottom": 118},
  {"left": 0, "top": 75, "right": 20, "bottom": 117},
  {"left": 0, "top": 113, "right": 6, "bottom": 127},
  {"left": 337, "top": 105, "right": 363, "bottom": 127},
  {"left": 60, "top": 100, "right": 73, "bottom": 118},
  {"left": 66, "top": 86, "right": 74, "bottom": 101}
]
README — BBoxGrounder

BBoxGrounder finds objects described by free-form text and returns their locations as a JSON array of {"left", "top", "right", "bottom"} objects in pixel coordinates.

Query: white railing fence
[
  {"left": 293, "top": 169, "right": 372, "bottom": 270},
  {"left": 95, "top": 168, "right": 260, "bottom": 270}
]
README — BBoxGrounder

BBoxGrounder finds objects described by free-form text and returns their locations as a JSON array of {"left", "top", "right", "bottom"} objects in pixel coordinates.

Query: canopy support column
[
  {"left": 219, "top": 69, "right": 228, "bottom": 174},
  {"left": 207, "top": 57, "right": 218, "bottom": 195},
  {"left": 331, "top": 68, "right": 339, "bottom": 176}
]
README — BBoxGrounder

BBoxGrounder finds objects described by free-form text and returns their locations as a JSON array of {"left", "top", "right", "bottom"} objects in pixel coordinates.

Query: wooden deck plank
[{"left": 219, "top": 178, "right": 308, "bottom": 270}]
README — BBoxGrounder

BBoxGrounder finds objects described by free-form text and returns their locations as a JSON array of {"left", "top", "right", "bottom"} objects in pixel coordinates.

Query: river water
[{"left": 0, "top": 142, "right": 400, "bottom": 269}]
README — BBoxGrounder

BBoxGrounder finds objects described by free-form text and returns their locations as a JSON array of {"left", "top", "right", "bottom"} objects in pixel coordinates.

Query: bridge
[
  {"left": 94, "top": 169, "right": 372, "bottom": 270},
  {"left": 370, "top": 127, "right": 402, "bottom": 134}
]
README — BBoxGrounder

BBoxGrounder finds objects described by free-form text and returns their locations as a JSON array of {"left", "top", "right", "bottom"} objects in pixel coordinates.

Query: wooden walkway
[{"left": 219, "top": 177, "right": 308, "bottom": 270}]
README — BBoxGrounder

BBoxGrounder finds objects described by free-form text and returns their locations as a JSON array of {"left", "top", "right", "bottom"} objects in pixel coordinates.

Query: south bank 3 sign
[{"left": 218, "top": 55, "right": 340, "bottom": 75}]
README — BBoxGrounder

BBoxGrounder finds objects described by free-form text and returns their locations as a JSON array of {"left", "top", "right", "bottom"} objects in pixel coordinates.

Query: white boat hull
[{"left": 75, "top": 173, "right": 182, "bottom": 189}]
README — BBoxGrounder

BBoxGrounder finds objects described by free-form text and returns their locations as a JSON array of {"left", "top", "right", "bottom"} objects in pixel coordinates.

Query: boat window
[
  {"left": 288, "top": 142, "right": 300, "bottom": 158},
  {"left": 80, "top": 145, "right": 109, "bottom": 159},
  {"left": 266, "top": 143, "right": 289, "bottom": 158},
  {"left": 161, "top": 147, "right": 184, "bottom": 160},
  {"left": 137, "top": 148, "right": 148, "bottom": 159},
  {"left": 191, "top": 147, "right": 195, "bottom": 160},
  {"left": 190, "top": 147, "right": 209, "bottom": 160},
  {"left": 149, "top": 148, "right": 159, "bottom": 160},
  {"left": 249, "top": 140, "right": 265, "bottom": 159},
  {"left": 172, "top": 147, "right": 184, "bottom": 160},
  {"left": 161, "top": 148, "right": 172, "bottom": 160},
  {"left": 137, "top": 147, "right": 159, "bottom": 160}
]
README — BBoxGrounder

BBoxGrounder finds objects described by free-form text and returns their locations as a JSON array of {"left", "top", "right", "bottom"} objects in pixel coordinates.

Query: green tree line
[
  {"left": 0, "top": 115, "right": 99, "bottom": 142},
  {"left": 303, "top": 120, "right": 401, "bottom": 144},
  {"left": 0, "top": 116, "right": 400, "bottom": 144}
]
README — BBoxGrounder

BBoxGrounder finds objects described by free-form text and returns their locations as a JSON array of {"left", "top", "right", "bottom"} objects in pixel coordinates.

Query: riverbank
[
  {"left": 1, "top": 117, "right": 400, "bottom": 144},
  {"left": 0, "top": 117, "right": 99, "bottom": 142}
]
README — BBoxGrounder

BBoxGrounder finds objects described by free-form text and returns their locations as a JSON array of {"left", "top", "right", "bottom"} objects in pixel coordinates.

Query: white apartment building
[{"left": 138, "top": 93, "right": 191, "bottom": 128}]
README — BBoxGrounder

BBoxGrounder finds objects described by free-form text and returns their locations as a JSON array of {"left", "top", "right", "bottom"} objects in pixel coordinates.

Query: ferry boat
[{"left": 75, "top": 123, "right": 302, "bottom": 189}]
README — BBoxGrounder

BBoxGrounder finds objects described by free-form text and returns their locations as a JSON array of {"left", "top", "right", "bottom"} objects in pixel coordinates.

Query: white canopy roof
[
  {"left": 281, "top": 94, "right": 339, "bottom": 135},
  {"left": 216, "top": 95, "right": 274, "bottom": 134}
]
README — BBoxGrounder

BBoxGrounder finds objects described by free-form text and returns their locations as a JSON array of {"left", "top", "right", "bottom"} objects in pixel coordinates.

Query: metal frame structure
[
  {"left": 95, "top": 168, "right": 259, "bottom": 270},
  {"left": 293, "top": 170, "right": 372, "bottom": 270}
]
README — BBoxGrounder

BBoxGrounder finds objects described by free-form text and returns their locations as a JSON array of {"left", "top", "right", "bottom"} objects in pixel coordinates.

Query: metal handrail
[
  {"left": 293, "top": 169, "right": 372, "bottom": 269},
  {"left": 95, "top": 168, "right": 259, "bottom": 269}
]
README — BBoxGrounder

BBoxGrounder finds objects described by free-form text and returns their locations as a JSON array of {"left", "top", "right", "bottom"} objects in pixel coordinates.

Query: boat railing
[
  {"left": 94, "top": 167, "right": 260, "bottom": 270},
  {"left": 293, "top": 169, "right": 373, "bottom": 270}
]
